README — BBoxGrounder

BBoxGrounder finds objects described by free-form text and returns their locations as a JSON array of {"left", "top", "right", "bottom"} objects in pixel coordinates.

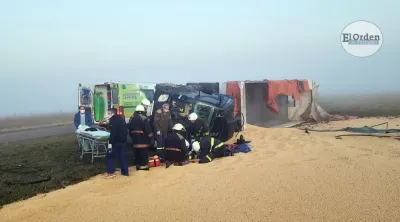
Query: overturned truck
[
  {"left": 187, "top": 80, "right": 329, "bottom": 128},
  {"left": 151, "top": 84, "right": 241, "bottom": 141}
]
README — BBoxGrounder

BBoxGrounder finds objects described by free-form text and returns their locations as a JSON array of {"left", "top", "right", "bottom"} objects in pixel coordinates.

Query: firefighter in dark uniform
[
  {"left": 164, "top": 123, "right": 189, "bottom": 168},
  {"left": 187, "top": 112, "right": 210, "bottom": 142},
  {"left": 128, "top": 105, "right": 154, "bottom": 171},
  {"left": 191, "top": 136, "right": 226, "bottom": 163},
  {"left": 154, "top": 103, "right": 173, "bottom": 161}
]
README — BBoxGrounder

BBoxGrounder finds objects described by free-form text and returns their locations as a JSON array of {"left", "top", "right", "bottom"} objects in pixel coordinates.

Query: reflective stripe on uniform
[
  {"left": 133, "top": 144, "right": 149, "bottom": 148},
  {"left": 203, "top": 132, "right": 209, "bottom": 136},
  {"left": 205, "top": 155, "right": 212, "bottom": 162},
  {"left": 157, "top": 147, "right": 165, "bottom": 150},
  {"left": 210, "top": 137, "right": 224, "bottom": 152},
  {"left": 215, "top": 142, "right": 224, "bottom": 148},
  {"left": 166, "top": 148, "right": 181, "bottom": 152},
  {"left": 131, "top": 130, "right": 144, "bottom": 133}
]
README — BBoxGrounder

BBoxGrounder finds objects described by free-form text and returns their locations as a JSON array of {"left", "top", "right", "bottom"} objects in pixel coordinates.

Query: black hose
[
  {"left": 335, "top": 134, "right": 400, "bottom": 139},
  {"left": 299, "top": 127, "right": 348, "bottom": 132}
]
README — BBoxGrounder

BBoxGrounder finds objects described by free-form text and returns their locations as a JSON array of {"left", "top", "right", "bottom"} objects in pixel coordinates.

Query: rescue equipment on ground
[
  {"left": 148, "top": 156, "right": 161, "bottom": 167},
  {"left": 225, "top": 135, "right": 252, "bottom": 154}
]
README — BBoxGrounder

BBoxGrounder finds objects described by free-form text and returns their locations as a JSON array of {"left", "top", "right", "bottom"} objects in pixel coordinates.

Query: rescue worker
[
  {"left": 74, "top": 106, "right": 93, "bottom": 129},
  {"left": 141, "top": 98, "right": 151, "bottom": 116},
  {"left": 154, "top": 103, "right": 173, "bottom": 162},
  {"left": 164, "top": 123, "right": 189, "bottom": 168},
  {"left": 106, "top": 108, "right": 129, "bottom": 177},
  {"left": 128, "top": 105, "right": 154, "bottom": 171},
  {"left": 191, "top": 136, "right": 226, "bottom": 164},
  {"left": 187, "top": 112, "right": 210, "bottom": 142}
]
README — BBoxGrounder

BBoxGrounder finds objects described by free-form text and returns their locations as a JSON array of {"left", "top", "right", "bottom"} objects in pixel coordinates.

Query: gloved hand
[
  {"left": 157, "top": 131, "right": 161, "bottom": 135},
  {"left": 150, "top": 138, "right": 156, "bottom": 147}
]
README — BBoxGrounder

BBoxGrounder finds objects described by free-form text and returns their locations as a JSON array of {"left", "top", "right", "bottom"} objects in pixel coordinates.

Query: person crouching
[
  {"left": 164, "top": 123, "right": 189, "bottom": 168},
  {"left": 191, "top": 136, "right": 226, "bottom": 164},
  {"left": 128, "top": 105, "right": 154, "bottom": 171}
]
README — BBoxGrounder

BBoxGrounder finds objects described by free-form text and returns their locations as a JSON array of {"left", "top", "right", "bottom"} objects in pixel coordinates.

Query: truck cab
[
  {"left": 78, "top": 82, "right": 155, "bottom": 125},
  {"left": 151, "top": 84, "right": 240, "bottom": 142}
]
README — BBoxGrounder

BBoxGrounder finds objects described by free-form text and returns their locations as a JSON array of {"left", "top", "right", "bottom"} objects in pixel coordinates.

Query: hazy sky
[{"left": 0, "top": 0, "right": 398, "bottom": 116}]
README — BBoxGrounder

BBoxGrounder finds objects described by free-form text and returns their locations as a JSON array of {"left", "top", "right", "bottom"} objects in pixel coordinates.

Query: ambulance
[{"left": 78, "top": 82, "right": 156, "bottom": 124}]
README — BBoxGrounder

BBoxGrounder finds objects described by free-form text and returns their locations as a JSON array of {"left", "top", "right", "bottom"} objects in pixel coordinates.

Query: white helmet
[
  {"left": 172, "top": 123, "right": 185, "bottom": 131},
  {"left": 141, "top": 99, "right": 151, "bottom": 106},
  {"left": 192, "top": 141, "right": 201, "bottom": 153},
  {"left": 188, "top": 113, "right": 198, "bottom": 121},
  {"left": 185, "top": 140, "right": 189, "bottom": 148},
  {"left": 135, "top": 105, "right": 145, "bottom": 112}
]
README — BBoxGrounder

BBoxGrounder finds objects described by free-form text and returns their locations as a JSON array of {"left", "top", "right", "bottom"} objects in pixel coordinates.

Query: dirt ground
[
  {"left": 0, "top": 113, "right": 74, "bottom": 131},
  {"left": 1, "top": 117, "right": 400, "bottom": 221},
  {"left": 0, "top": 134, "right": 141, "bottom": 206}
]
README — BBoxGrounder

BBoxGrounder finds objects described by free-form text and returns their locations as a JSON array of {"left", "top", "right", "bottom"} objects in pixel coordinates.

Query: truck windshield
[
  {"left": 170, "top": 99, "right": 214, "bottom": 124},
  {"left": 193, "top": 102, "right": 214, "bottom": 123}
]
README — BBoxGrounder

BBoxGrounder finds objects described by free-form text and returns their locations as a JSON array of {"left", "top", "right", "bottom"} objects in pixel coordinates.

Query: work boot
[
  {"left": 165, "top": 161, "right": 172, "bottom": 168},
  {"left": 174, "top": 161, "right": 184, "bottom": 166},
  {"left": 137, "top": 165, "right": 149, "bottom": 171}
]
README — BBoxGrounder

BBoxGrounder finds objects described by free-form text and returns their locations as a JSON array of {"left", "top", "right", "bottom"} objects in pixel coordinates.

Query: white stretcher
[{"left": 75, "top": 126, "right": 110, "bottom": 163}]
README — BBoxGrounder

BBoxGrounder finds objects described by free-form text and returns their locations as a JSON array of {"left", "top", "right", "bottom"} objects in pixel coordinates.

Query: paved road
[{"left": 0, "top": 125, "right": 73, "bottom": 144}]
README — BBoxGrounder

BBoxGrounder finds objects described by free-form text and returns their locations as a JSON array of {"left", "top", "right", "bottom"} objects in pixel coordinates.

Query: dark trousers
[
  {"left": 106, "top": 143, "right": 129, "bottom": 175},
  {"left": 156, "top": 132, "right": 167, "bottom": 148},
  {"left": 165, "top": 149, "right": 185, "bottom": 163},
  {"left": 199, "top": 146, "right": 226, "bottom": 164},
  {"left": 156, "top": 132, "right": 167, "bottom": 160},
  {"left": 134, "top": 148, "right": 149, "bottom": 169}
]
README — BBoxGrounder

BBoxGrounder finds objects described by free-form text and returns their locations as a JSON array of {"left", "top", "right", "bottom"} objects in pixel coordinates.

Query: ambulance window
[
  {"left": 140, "top": 89, "right": 154, "bottom": 102},
  {"left": 111, "top": 88, "right": 119, "bottom": 104}
]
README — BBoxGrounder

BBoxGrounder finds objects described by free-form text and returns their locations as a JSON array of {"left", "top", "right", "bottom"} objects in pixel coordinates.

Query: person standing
[
  {"left": 106, "top": 108, "right": 129, "bottom": 178},
  {"left": 74, "top": 106, "right": 93, "bottom": 129},
  {"left": 128, "top": 105, "right": 154, "bottom": 171},
  {"left": 154, "top": 103, "right": 173, "bottom": 162}
]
